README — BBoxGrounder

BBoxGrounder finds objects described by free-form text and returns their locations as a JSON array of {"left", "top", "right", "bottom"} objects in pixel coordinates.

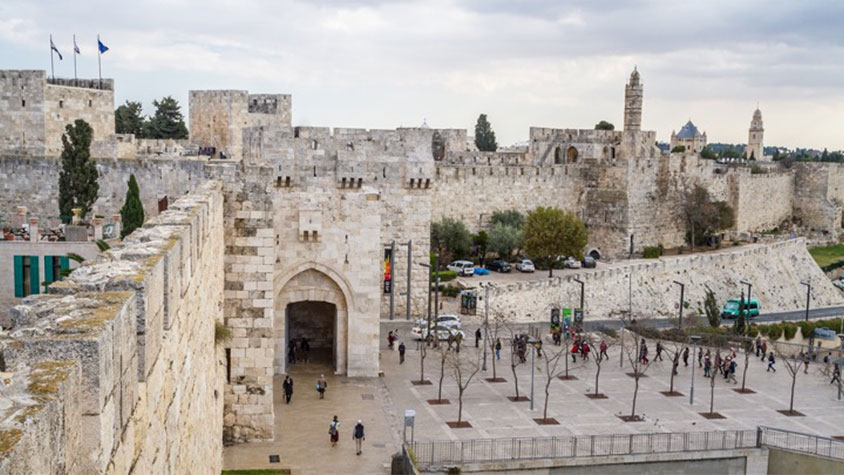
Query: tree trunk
[
  {"left": 741, "top": 349, "right": 750, "bottom": 391},
  {"left": 565, "top": 345, "right": 570, "bottom": 378},
  {"left": 457, "top": 388, "right": 464, "bottom": 423},
  {"left": 631, "top": 376, "right": 639, "bottom": 417},
  {"left": 420, "top": 346, "right": 426, "bottom": 382},
  {"left": 790, "top": 371, "right": 797, "bottom": 412},
  {"left": 689, "top": 219, "right": 695, "bottom": 252},
  {"left": 489, "top": 336, "right": 497, "bottom": 379},
  {"left": 669, "top": 360, "right": 676, "bottom": 393},
  {"left": 511, "top": 363, "right": 520, "bottom": 398},
  {"left": 544, "top": 378, "right": 551, "bottom": 419},
  {"left": 710, "top": 373, "right": 716, "bottom": 414},
  {"left": 548, "top": 257, "right": 553, "bottom": 278},
  {"left": 437, "top": 356, "right": 446, "bottom": 401},
  {"left": 594, "top": 363, "right": 602, "bottom": 396}
]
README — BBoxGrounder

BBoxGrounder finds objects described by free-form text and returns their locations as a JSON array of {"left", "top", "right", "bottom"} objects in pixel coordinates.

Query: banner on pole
[{"left": 383, "top": 248, "right": 393, "bottom": 294}]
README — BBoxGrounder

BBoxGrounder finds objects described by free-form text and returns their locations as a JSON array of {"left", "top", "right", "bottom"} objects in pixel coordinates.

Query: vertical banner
[
  {"left": 550, "top": 307, "right": 560, "bottom": 331},
  {"left": 383, "top": 248, "right": 393, "bottom": 294}
]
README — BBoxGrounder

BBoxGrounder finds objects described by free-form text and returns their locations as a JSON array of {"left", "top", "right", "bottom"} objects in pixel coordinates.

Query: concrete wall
[
  {"left": 487, "top": 239, "right": 843, "bottom": 322},
  {"left": 0, "top": 180, "right": 224, "bottom": 473},
  {"left": 767, "top": 448, "right": 844, "bottom": 475}
]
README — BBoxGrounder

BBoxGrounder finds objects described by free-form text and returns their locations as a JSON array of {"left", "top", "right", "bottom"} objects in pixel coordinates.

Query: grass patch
[
  {"left": 222, "top": 470, "right": 290, "bottom": 475},
  {"left": 808, "top": 243, "right": 844, "bottom": 268}
]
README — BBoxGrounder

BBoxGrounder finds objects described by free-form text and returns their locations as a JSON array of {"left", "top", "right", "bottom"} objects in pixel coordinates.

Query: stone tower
[
  {"left": 624, "top": 67, "right": 643, "bottom": 131},
  {"left": 746, "top": 107, "right": 764, "bottom": 160}
]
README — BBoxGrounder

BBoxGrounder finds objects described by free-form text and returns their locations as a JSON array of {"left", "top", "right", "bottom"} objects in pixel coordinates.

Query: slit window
[{"left": 59, "top": 100, "right": 63, "bottom": 108}]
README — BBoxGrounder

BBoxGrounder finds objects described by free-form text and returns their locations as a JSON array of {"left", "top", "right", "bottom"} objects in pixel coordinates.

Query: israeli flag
[
  {"left": 51, "top": 38, "right": 63, "bottom": 60},
  {"left": 74, "top": 37, "right": 80, "bottom": 54}
]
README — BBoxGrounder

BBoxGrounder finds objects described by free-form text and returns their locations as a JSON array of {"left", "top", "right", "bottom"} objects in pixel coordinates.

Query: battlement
[{"left": 0, "top": 180, "right": 224, "bottom": 473}]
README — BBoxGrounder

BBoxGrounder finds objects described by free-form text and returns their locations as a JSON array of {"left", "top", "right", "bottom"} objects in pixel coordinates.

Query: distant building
[
  {"left": 746, "top": 108, "right": 764, "bottom": 160},
  {"left": 670, "top": 120, "right": 707, "bottom": 153}
]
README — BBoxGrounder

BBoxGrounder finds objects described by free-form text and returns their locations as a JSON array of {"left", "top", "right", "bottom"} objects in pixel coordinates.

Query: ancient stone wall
[
  {"left": 793, "top": 163, "right": 844, "bottom": 235},
  {"left": 0, "top": 71, "right": 47, "bottom": 156},
  {"left": 0, "top": 156, "right": 206, "bottom": 222},
  {"left": 732, "top": 172, "right": 794, "bottom": 232},
  {"left": 43, "top": 82, "right": 114, "bottom": 156},
  {"left": 0, "top": 180, "right": 224, "bottom": 473},
  {"left": 189, "top": 90, "right": 249, "bottom": 160},
  {"left": 487, "top": 239, "right": 842, "bottom": 322}
]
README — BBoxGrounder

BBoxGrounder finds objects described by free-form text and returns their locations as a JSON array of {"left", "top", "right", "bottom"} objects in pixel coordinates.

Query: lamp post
[
  {"left": 690, "top": 335, "right": 701, "bottom": 405},
  {"left": 801, "top": 281, "right": 811, "bottom": 322},
  {"left": 573, "top": 277, "right": 584, "bottom": 332},
  {"left": 622, "top": 272, "right": 631, "bottom": 368},
  {"left": 404, "top": 240, "right": 412, "bottom": 320},
  {"left": 673, "top": 280, "right": 685, "bottom": 329},
  {"left": 481, "top": 283, "right": 490, "bottom": 372},
  {"left": 528, "top": 338, "right": 540, "bottom": 410},
  {"left": 740, "top": 280, "right": 752, "bottom": 322},
  {"left": 417, "top": 255, "right": 438, "bottom": 347}
]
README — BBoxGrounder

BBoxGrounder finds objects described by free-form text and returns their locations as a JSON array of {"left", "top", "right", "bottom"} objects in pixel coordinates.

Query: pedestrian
[
  {"left": 599, "top": 340, "right": 609, "bottom": 361},
  {"left": 723, "top": 357, "right": 731, "bottom": 380},
  {"left": 655, "top": 341, "right": 664, "bottom": 361},
  {"left": 831, "top": 363, "right": 841, "bottom": 385},
  {"left": 329, "top": 416, "right": 340, "bottom": 447},
  {"left": 728, "top": 359, "right": 737, "bottom": 384},
  {"left": 353, "top": 420, "right": 365, "bottom": 455},
  {"left": 803, "top": 353, "right": 810, "bottom": 374},
  {"left": 715, "top": 351, "right": 723, "bottom": 375},
  {"left": 767, "top": 352, "right": 776, "bottom": 372},
  {"left": 398, "top": 341, "right": 406, "bottom": 364},
  {"left": 455, "top": 332, "right": 463, "bottom": 353},
  {"left": 682, "top": 346, "right": 690, "bottom": 367},
  {"left": 698, "top": 347, "right": 703, "bottom": 367},
  {"left": 283, "top": 376, "right": 294, "bottom": 404},
  {"left": 536, "top": 339, "right": 543, "bottom": 358},
  {"left": 704, "top": 355, "right": 711, "bottom": 377},
  {"left": 495, "top": 338, "right": 502, "bottom": 360},
  {"left": 581, "top": 342, "right": 589, "bottom": 360},
  {"left": 288, "top": 340, "right": 297, "bottom": 364},
  {"left": 387, "top": 331, "right": 395, "bottom": 350},
  {"left": 475, "top": 328, "right": 482, "bottom": 348},
  {"left": 317, "top": 374, "right": 327, "bottom": 399},
  {"left": 571, "top": 341, "right": 579, "bottom": 362},
  {"left": 301, "top": 337, "right": 310, "bottom": 364},
  {"left": 755, "top": 336, "right": 762, "bottom": 357},
  {"left": 760, "top": 341, "right": 767, "bottom": 361},
  {"left": 640, "top": 341, "right": 649, "bottom": 365}
]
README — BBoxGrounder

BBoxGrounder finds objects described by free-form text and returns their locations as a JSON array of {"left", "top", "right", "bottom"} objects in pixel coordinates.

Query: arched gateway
[{"left": 274, "top": 266, "right": 352, "bottom": 375}]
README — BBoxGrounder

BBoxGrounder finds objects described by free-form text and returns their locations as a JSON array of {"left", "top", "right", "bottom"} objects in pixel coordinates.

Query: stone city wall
[
  {"left": 732, "top": 172, "right": 794, "bottom": 233},
  {"left": 0, "top": 156, "right": 206, "bottom": 222},
  {"left": 0, "top": 180, "right": 224, "bottom": 473},
  {"left": 487, "top": 239, "right": 843, "bottom": 322},
  {"left": 793, "top": 163, "right": 844, "bottom": 236},
  {"left": 43, "top": 81, "right": 114, "bottom": 157}
]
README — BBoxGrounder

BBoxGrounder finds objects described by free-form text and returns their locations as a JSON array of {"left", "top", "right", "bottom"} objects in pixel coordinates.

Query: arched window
[
  {"left": 554, "top": 146, "right": 563, "bottom": 165},
  {"left": 566, "top": 146, "right": 579, "bottom": 163}
]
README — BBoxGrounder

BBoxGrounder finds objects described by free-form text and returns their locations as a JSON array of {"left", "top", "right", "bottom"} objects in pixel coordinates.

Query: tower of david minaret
[
  {"left": 624, "top": 67, "right": 643, "bottom": 131},
  {"left": 746, "top": 107, "right": 764, "bottom": 160}
]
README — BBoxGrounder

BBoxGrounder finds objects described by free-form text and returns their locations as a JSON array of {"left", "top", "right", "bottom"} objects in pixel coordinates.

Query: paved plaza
[{"left": 224, "top": 326, "right": 844, "bottom": 473}]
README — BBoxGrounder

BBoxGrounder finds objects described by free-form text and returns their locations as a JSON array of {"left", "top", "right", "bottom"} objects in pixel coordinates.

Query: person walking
[
  {"left": 475, "top": 328, "right": 482, "bottom": 348},
  {"left": 398, "top": 341, "right": 406, "bottom": 364},
  {"left": 802, "top": 353, "right": 810, "bottom": 374},
  {"left": 301, "top": 337, "right": 310, "bottom": 364},
  {"left": 682, "top": 347, "right": 690, "bottom": 367},
  {"left": 329, "top": 416, "right": 340, "bottom": 447},
  {"left": 283, "top": 376, "right": 294, "bottom": 404},
  {"left": 317, "top": 374, "right": 327, "bottom": 399},
  {"left": 655, "top": 341, "right": 664, "bottom": 361},
  {"left": 455, "top": 332, "right": 463, "bottom": 353},
  {"left": 728, "top": 358, "right": 738, "bottom": 384},
  {"left": 698, "top": 347, "right": 703, "bottom": 367},
  {"left": 599, "top": 340, "right": 609, "bottom": 361},
  {"left": 387, "top": 331, "right": 395, "bottom": 350},
  {"left": 760, "top": 341, "right": 768, "bottom": 361},
  {"left": 288, "top": 340, "right": 297, "bottom": 364},
  {"left": 831, "top": 363, "right": 841, "bottom": 385},
  {"left": 495, "top": 338, "right": 502, "bottom": 360},
  {"left": 704, "top": 354, "right": 711, "bottom": 377},
  {"left": 353, "top": 420, "right": 366, "bottom": 455},
  {"left": 755, "top": 336, "right": 762, "bottom": 357},
  {"left": 767, "top": 352, "right": 776, "bottom": 372}
]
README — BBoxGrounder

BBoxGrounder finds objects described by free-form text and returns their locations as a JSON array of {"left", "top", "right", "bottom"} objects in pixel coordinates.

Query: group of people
[
  {"left": 328, "top": 416, "right": 367, "bottom": 455},
  {"left": 281, "top": 373, "right": 329, "bottom": 404},
  {"left": 701, "top": 349, "right": 738, "bottom": 383},
  {"left": 287, "top": 337, "right": 311, "bottom": 364},
  {"left": 387, "top": 330, "right": 407, "bottom": 364}
]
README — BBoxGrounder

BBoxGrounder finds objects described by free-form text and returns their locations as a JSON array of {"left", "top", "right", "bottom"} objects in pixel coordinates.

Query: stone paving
[{"left": 223, "top": 329, "right": 844, "bottom": 473}]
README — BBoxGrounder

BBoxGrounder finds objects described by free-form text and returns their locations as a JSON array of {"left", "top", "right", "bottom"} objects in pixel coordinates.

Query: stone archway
[
  {"left": 566, "top": 146, "right": 579, "bottom": 163},
  {"left": 274, "top": 268, "right": 350, "bottom": 375}
]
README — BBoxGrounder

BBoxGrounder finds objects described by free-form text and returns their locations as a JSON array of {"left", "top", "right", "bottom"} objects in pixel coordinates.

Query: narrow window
[
  {"left": 410, "top": 178, "right": 415, "bottom": 188},
  {"left": 88, "top": 99, "right": 92, "bottom": 107},
  {"left": 357, "top": 178, "right": 362, "bottom": 188},
  {"left": 312, "top": 139, "right": 318, "bottom": 150},
  {"left": 285, "top": 176, "right": 291, "bottom": 187},
  {"left": 312, "top": 231, "right": 318, "bottom": 242},
  {"left": 303, "top": 231, "right": 309, "bottom": 241},
  {"left": 59, "top": 100, "right": 63, "bottom": 108},
  {"left": 21, "top": 99, "right": 25, "bottom": 107},
  {"left": 342, "top": 177, "right": 347, "bottom": 188},
  {"left": 276, "top": 177, "right": 283, "bottom": 187},
  {"left": 425, "top": 178, "right": 430, "bottom": 188},
  {"left": 313, "top": 166, "right": 316, "bottom": 177},
  {"left": 225, "top": 348, "right": 231, "bottom": 383},
  {"left": 382, "top": 167, "right": 386, "bottom": 178}
]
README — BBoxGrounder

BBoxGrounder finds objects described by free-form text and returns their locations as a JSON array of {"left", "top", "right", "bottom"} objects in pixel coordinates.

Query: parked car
[
  {"left": 581, "top": 256, "right": 597, "bottom": 268},
  {"left": 563, "top": 257, "right": 581, "bottom": 269},
  {"left": 486, "top": 260, "right": 511, "bottom": 273},
  {"left": 515, "top": 259, "right": 535, "bottom": 273},
  {"left": 474, "top": 267, "right": 489, "bottom": 276},
  {"left": 411, "top": 324, "right": 466, "bottom": 341},
  {"left": 447, "top": 260, "right": 476, "bottom": 277},
  {"left": 720, "top": 298, "right": 760, "bottom": 319}
]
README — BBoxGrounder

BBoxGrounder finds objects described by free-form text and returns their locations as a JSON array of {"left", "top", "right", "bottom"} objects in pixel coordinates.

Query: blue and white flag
[
  {"left": 50, "top": 38, "right": 63, "bottom": 60},
  {"left": 73, "top": 37, "right": 80, "bottom": 54},
  {"left": 98, "top": 39, "right": 109, "bottom": 54}
]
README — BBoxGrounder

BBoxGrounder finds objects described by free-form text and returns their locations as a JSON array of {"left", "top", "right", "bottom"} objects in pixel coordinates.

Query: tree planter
[
  {"left": 626, "top": 373, "right": 648, "bottom": 378},
  {"left": 411, "top": 380, "right": 432, "bottom": 386},
  {"left": 484, "top": 377, "right": 507, "bottom": 383},
  {"left": 557, "top": 375, "right": 578, "bottom": 381},
  {"left": 427, "top": 399, "right": 450, "bottom": 405},
  {"left": 507, "top": 396, "right": 530, "bottom": 402},
  {"left": 777, "top": 409, "right": 805, "bottom": 417},
  {"left": 732, "top": 388, "right": 756, "bottom": 394},
  {"left": 617, "top": 415, "right": 643, "bottom": 422},
  {"left": 446, "top": 421, "right": 472, "bottom": 428},
  {"left": 699, "top": 412, "right": 726, "bottom": 419},
  {"left": 585, "top": 393, "right": 608, "bottom": 399},
  {"left": 660, "top": 391, "right": 684, "bottom": 397},
  {"left": 533, "top": 418, "right": 559, "bottom": 425}
]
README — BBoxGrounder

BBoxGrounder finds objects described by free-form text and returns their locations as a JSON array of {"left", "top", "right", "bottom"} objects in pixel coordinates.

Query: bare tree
[
  {"left": 771, "top": 341, "right": 803, "bottom": 415},
  {"left": 737, "top": 336, "right": 755, "bottom": 394},
  {"left": 537, "top": 339, "right": 572, "bottom": 422},
  {"left": 432, "top": 342, "right": 451, "bottom": 404},
  {"left": 504, "top": 323, "right": 528, "bottom": 401},
  {"left": 661, "top": 339, "right": 687, "bottom": 396},
  {"left": 485, "top": 311, "right": 508, "bottom": 382},
  {"left": 587, "top": 334, "right": 616, "bottom": 398},
  {"left": 413, "top": 333, "right": 432, "bottom": 385},
  {"left": 447, "top": 346, "right": 482, "bottom": 426},
  {"left": 622, "top": 332, "right": 653, "bottom": 421}
]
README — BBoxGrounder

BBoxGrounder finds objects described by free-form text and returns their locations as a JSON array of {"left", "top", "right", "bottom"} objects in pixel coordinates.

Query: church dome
[{"left": 675, "top": 120, "right": 700, "bottom": 139}]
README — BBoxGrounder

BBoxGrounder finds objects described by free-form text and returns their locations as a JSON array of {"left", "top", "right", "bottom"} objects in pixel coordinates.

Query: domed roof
[
  {"left": 675, "top": 120, "right": 701, "bottom": 139},
  {"left": 629, "top": 66, "right": 640, "bottom": 84},
  {"left": 753, "top": 108, "right": 762, "bottom": 120}
]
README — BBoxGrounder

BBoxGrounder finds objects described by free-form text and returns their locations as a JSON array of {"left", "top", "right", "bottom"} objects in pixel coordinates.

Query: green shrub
[
  {"left": 434, "top": 270, "right": 458, "bottom": 282},
  {"left": 758, "top": 325, "right": 769, "bottom": 336},
  {"left": 797, "top": 321, "right": 814, "bottom": 339},
  {"left": 643, "top": 245, "right": 663, "bottom": 259},
  {"left": 782, "top": 323, "right": 798, "bottom": 341},
  {"left": 746, "top": 325, "right": 759, "bottom": 337},
  {"left": 214, "top": 321, "right": 232, "bottom": 344},
  {"left": 767, "top": 323, "right": 783, "bottom": 340},
  {"left": 435, "top": 285, "right": 461, "bottom": 298}
]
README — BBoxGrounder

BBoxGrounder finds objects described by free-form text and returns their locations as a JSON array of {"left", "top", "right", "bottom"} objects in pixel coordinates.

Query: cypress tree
[
  {"left": 58, "top": 119, "right": 99, "bottom": 221},
  {"left": 120, "top": 174, "right": 145, "bottom": 238},
  {"left": 474, "top": 114, "right": 498, "bottom": 152}
]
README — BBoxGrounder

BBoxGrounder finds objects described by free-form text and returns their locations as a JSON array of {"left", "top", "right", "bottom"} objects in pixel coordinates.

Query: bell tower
[
  {"left": 746, "top": 107, "right": 764, "bottom": 160},
  {"left": 624, "top": 67, "right": 643, "bottom": 131}
]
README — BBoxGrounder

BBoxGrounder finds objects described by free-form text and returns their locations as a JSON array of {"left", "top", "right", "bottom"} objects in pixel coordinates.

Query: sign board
[
  {"left": 550, "top": 308, "right": 561, "bottom": 330},
  {"left": 383, "top": 248, "right": 393, "bottom": 294},
  {"left": 404, "top": 409, "right": 416, "bottom": 427},
  {"left": 574, "top": 308, "right": 583, "bottom": 324}
]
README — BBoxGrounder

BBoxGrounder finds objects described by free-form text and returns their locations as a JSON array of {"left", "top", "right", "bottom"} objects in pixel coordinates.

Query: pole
[
  {"left": 622, "top": 273, "right": 630, "bottom": 368},
  {"left": 389, "top": 240, "right": 395, "bottom": 320},
  {"left": 406, "top": 240, "right": 412, "bottom": 321},
  {"left": 529, "top": 342, "right": 536, "bottom": 411},
  {"left": 50, "top": 35, "right": 55, "bottom": 81},
  {"left": 73, "top": 34, "right": 77, "bottom": 85},
  {"left": 482, "top": 285, "right": 489, "bottom": 372},
  {"left": 97, "top": 34, "right": 102, "bottom": 89},
  {"left": 689, "top": 339, "right": 699, "bottom": 405},
  {"left": 426, "top": 260, "right": 432, "bottom": 346},
  {"left": 804, "top": 283, "right": 811, "bottom": 322},
  {"left": 434, "top": 257, "right": 440, "bottom": 347},
  {"left": 672, "top": 281, "right": 684, "bottom": 329}
]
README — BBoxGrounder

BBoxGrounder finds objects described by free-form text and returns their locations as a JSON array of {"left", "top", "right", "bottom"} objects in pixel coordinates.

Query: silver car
[{"left": 515, "top": 259, "right": 535, "bottom": 272}]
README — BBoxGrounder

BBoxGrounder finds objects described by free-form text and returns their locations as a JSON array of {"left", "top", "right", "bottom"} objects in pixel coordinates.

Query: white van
[{"left": 447, "top": 260, "right": 475, "bottom": 276}]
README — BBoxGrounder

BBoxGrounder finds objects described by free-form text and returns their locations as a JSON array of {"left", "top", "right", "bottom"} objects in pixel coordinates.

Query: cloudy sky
[{"left": 2, "top": 0, "right": 843, "bottom": 149}]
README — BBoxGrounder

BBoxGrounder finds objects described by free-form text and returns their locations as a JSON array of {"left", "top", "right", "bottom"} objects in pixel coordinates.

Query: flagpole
[
  {"left": 73, "top": 34, "right": 77, "bottom": 86},
  {"left": 50, "top": 34, "right": 55, "bottom": 81},
  {"left": 97, "top": 34, "right": 102, "bottom": 89}
]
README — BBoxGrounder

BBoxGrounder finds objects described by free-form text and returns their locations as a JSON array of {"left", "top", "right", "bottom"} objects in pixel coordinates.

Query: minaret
[
  {"left": 624, "top": 67, "right": 643, "bottom": 131},
  {"left": 746, "top": 107, "right": 764, "bottom": 160}
]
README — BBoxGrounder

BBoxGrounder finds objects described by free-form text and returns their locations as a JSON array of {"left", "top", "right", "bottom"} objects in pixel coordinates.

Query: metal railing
[
  {"left": 759, "top": 426, "right": 844, "bottom": 460},
  {"left": 409, "top": 429, "right": 758, "bottom": 469}
]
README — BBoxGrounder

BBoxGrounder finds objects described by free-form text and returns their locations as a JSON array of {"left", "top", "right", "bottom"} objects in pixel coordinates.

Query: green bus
[{"left": 720, "top": 298, "right": 760, "bottom": 319}]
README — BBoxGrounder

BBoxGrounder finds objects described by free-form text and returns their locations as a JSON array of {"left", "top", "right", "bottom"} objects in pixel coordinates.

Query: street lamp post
[
  {"left": 673, "top": 280, "right": 685, "bottom": 329},
  {"left": 801, "top": 281, "right": 811, "bottom": 322},
  {"left": 740, "top": 280, "right": 752, "bottom": 323},
  {"left": 690, "top": 335, "right": 701, "bottom": 405},
  {"left": 529, "top": 338, "right": 539, "bottom": 410},
  {"left": 404, "top": 240, "right": 412, "bottom": 321},
  {"left": 573, "top": 278, "right": 584, "bottom": 332},
  {"left": 417, "top": 255, "right": 438, "bottom": 348},
  {"left": 482, "top": 283, "right": 489, "bottom": 372}
]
